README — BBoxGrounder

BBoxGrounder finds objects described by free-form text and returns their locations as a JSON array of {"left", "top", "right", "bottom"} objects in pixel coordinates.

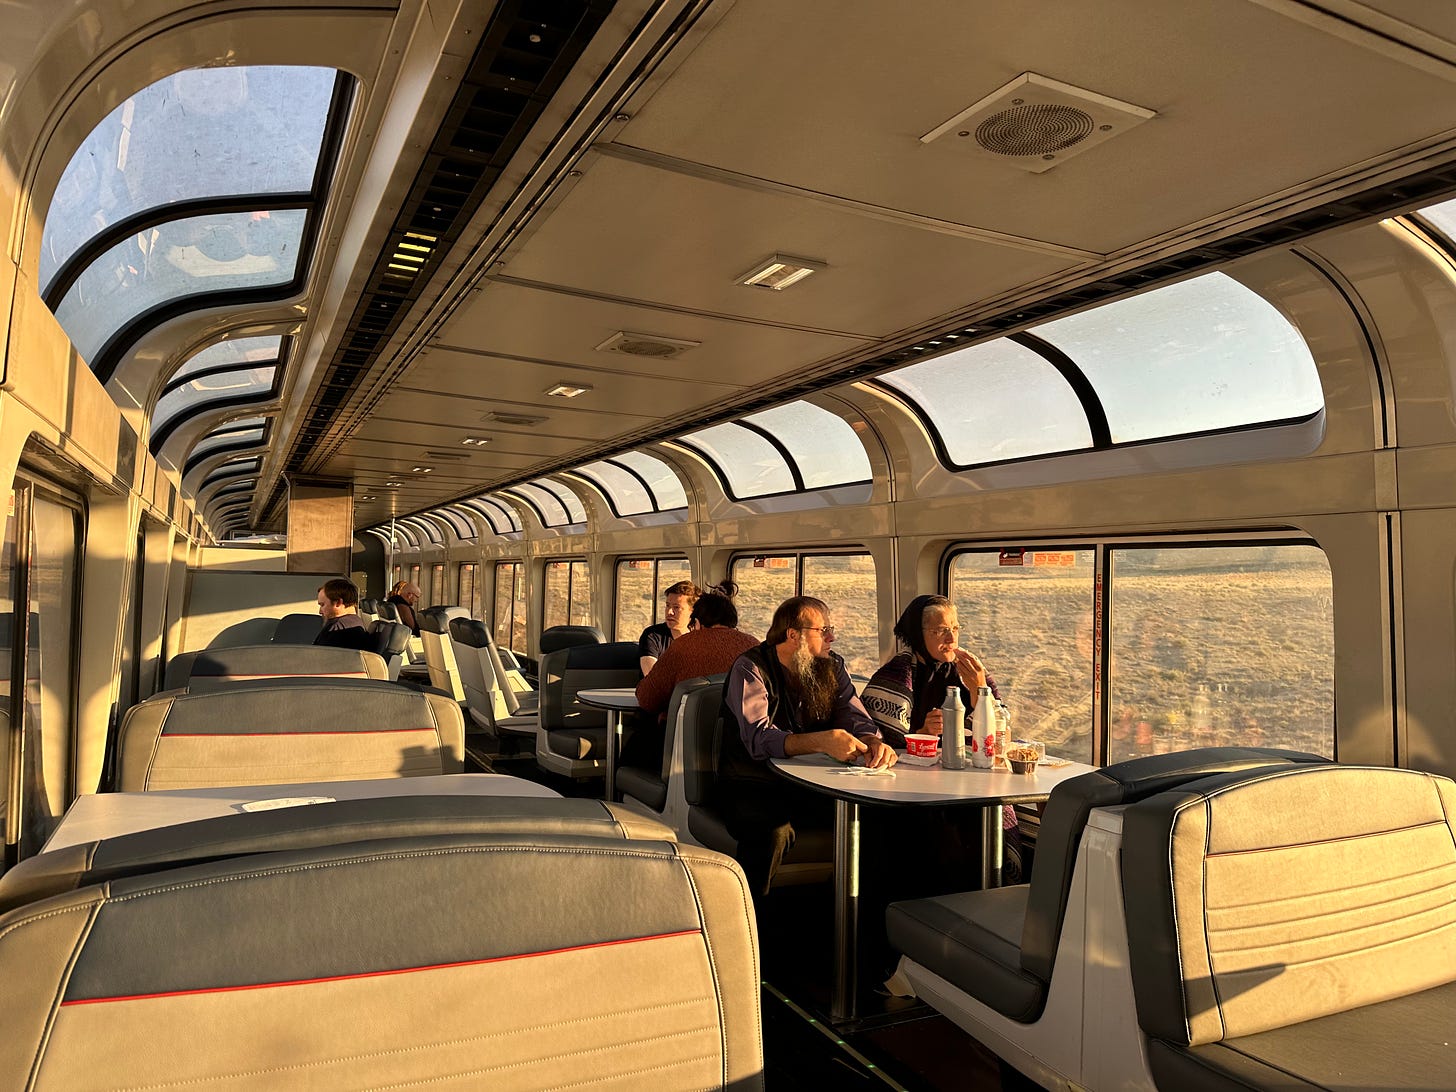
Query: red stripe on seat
[
  {"left": 163, "top": 728, "right": 436, "bottom": 737},
  {"left": 61, "top": 930, "right": 703, "bottom": 1005},
  {"left": 200, "top": 672, "right": 370, "bottom": 681}
]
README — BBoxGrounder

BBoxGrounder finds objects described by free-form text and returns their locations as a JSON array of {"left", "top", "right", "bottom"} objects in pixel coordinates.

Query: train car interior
[{"left": 2, "top": 1, "right": 1456, "bottom": 1088}]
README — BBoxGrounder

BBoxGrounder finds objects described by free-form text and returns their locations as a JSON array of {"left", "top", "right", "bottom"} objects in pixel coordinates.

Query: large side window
[
  {"left": 731, "top": 551, "right": 879, "bottom": 676},
  {"left": 544, "top": 561, "right": 571, "bottom": 630},
  {"left": 613, "top": 557, "right": 691, "bottom": 640},
  {"left": 949, "top": 549, "right": 1097, "bottom": 762},
  {"left": 429, "top": 563, "right": 445, "bottom": 608},
  {"left": 458, "top": 563, "right": 479, "bottom": 615},
  {"left": 3, "top": 479, "right": 84, "bottom": 863},
  {"left": 493, "top": 562, "right": 523, "bottom": 651},
  {"left": 1106, "top": 544, "right": 1333, "bottom": 761}
]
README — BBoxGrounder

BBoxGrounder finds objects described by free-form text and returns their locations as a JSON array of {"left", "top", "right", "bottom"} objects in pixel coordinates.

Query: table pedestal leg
[
  {"left": 980, "top": 804, "right": 1003, "bottom": 889},
  {"left": 832, "top": 798, "right": 860, "bottom": 1023},
  {"left": 605, "top": 710, "right": 619, "bottom": 802}
]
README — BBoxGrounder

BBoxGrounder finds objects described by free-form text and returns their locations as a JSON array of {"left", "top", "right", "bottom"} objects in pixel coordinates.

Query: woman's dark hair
[
  {"left": 893, "top": 594, "right": 953, "bottom": 661},
  {"left": 690, "top": 591, "right": 738, "bottom": 629}
]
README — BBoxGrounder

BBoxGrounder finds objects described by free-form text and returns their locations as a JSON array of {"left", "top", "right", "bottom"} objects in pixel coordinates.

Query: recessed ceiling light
[
  {"left": 360, "top": 495, "right": 376, "bottom": 502},
  {"left": 385, "top": 480, "right": 403, "bottom": 487},
  {"left": 737, "top": 253, "right": 825, "bottom": 291},
  {"left": 460, "top": 436, "right": 491, "bottom": 446},
  {"left": 545, "top": 382, "right": 592, "bottom": 398},
  {"left": 411, "top": 466, "right": 433, "bottom": 473}
]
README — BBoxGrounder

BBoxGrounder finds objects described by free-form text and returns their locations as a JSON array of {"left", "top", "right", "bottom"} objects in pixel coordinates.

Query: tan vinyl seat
[
  {"left": 115, "top": 678, "right": 464, "bottom": 791},
  {"left": 450, "top": 618, "right": 537, "bottom": 733},
  {"left": 1122, "top": 762, "right": 1456, "bottom": 1092},
  {"left": 418, "top": 605, "right": 468, "bottom": 701},
  {"left": 0, "top": 795, "right": 762, "bottom": 1089}
]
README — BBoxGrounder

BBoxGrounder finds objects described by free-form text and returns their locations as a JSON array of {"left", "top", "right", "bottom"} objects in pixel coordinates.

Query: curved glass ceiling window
[
  {"left": 880, "top": 340, "right": 1093, "bottom": 466},
  {"left": 618, "top": 451, "right": 687, "bottom": 510},
  {"left": 1417, "top": 196, "right": 1456, "bottom": 242},
  {"left": 54, "top": 209, "right": 307, "bottom": 366},
  {"left": 741, "top": 402, "right": 870, "bottom": 489},
  {"left": 435, "top": 508, "right": 476, "bottom": 540},
  {"left": 1034, "top": 272, "right": 1321, "bottom": 444},
  {"left": 153, "top": 364, "right": 277, "bottom": 445},
  {"left": 201, "top": 457, "right": 261, "bottom": 491},
  {"left": 464, "top": 498, "right": 520, "bottom": 534},
  {"left": 170, "top": 336, "right": 280, "bottom": 386},
  {"left": 41, "top": 66, "right": 335, "bottom": 295},
  {"left": 529, "top": 478, "right": 586, "bottom": 524},
  {"left": 678, "top": 423, "right": 794, "bottom": 499},
  {"left": 577, "top": 461, "right": 652, "bottom": 516},
  {"left": 185, "top": 420, "right": 266, "bottom": 471},
  {"left": 400, "top": 517, "right": 442, "bottom": 547},
  {"left": 506, "top": 484, "right": 568, "bottom": 527}
]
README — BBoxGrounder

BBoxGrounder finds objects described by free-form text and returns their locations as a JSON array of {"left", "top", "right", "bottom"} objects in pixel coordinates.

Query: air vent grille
[
  {"left": 596, "top": 331, "right": 700, "bottom": 359},
  {"left": 976, "top": 104, "right": 1095, "bottom": 157}
]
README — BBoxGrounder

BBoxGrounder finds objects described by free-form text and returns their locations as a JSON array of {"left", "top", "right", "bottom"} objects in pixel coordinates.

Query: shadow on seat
[
  {"left": 115, "top": 678, "right": 464, "bottom": 790},
  {"left": 185, "top": 644, "right": 390, "bottom": 690},
  {"left": 272, "top": 612, "right": 325, "bottom": 645},
  {"left": 680, "top": 680, "right": 833, "bottom": 887},
  {"left": 618, "top": 675, "right": 722, "bottom": 832},
  {"left": 0, "top": 795, "right": 763, "bottom": 1089},
  {"left": 535, "top": 640, "right": 637, "bottom": 780},
  {"left": 884, "top": 746, "right": 1329, "bottom": 1089},
  {"left": 1123, "top": 762, "right": 1456, "bottom": 1092}
]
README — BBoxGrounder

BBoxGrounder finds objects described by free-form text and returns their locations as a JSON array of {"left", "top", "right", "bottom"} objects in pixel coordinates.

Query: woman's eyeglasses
[{"left": 925, "top": 625, "right": 961, "bottom": 642}]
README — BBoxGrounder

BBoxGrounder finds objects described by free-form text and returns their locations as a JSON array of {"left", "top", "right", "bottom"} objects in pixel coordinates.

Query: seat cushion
[
  {"left": 617, "top": 767, "right": 667, "bottom": 812},
  {"left": 1146, "top": 978, "right": 1456, "bottom": 1092},
  {"left": 547, "top": 727, "right": 607, "bottom": 761},
  {"left": 886, "top": 886, "right": 1047, "bottom": 1022}
]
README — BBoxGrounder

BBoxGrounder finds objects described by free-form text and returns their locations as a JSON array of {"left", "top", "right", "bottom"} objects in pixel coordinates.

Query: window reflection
[{"left": 614, "top": 558, "right": 690, "bottom": 640}]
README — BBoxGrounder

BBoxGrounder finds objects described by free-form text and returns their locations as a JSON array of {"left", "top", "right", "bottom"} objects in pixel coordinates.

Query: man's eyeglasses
[
  {"left": 925, "top": 625, "right": 961, "bottom": 642},
  {"left": 800, "top": 625, "right": 836, "bottom": 640}
]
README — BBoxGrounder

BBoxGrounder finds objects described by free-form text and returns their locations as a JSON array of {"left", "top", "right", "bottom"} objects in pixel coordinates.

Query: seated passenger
[
  {"left": 635, "top": 584, "right": 755, "bottom": 716},
  {"left": 861, "top": 593, "right": 997, "bottom": 748},
  {"left": 718, "top": 595, "right": 895, "bottom": 898},
  {"left": 386, "top": 581, "right": 422, "bottom": 636},
  {"left": 638, "top": 580, "right": 697, "bottom": 675},
  {"left": 315, "top": 577, "right": 371, "bottom": 650},
  {"left": 862, "top": 593, "right": 1022, "bottom": 885}
]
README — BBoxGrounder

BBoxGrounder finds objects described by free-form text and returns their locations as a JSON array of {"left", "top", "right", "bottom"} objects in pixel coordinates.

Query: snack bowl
[
  {"left": 905, "top": 733, "right": 939, "bottom": 759},
  {"left": 1006, "top": 744, "right": 1040, "bottom": 774}
]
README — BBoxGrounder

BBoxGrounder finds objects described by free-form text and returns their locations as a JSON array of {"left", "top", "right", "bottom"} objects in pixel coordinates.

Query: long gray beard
[{"left": 791, "top": 644, "right": 839, "bottom": 725}]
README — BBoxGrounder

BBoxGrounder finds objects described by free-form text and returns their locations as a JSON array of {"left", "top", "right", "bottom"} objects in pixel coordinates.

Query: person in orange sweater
[{"left": 620, "top": 586, "right": 758, "bottom": 773}]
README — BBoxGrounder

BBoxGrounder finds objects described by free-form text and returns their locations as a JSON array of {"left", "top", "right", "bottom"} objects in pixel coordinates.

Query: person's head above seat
[
  {"left": 689, "top": 582, "right": 739, "bottom": 630},
  {"left": 893, "top": 594, "right": 960, "bottom": 665},
  {"left": 768, "top": 595, "right": 835, "bottom": 660},
  {"left": 662, "top": 580, "right": 699, "bottom": 636},
  {"left": 317, "top": 577, "right": 360, "bottom": 619}
]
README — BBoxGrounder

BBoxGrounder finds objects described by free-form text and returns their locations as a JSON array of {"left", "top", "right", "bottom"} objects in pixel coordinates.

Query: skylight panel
[
  {"left": 152, "top": 364, "right": 277, "bottom": 442},
  {"left": 466, "top": 497, "right": 521, "bottom": 534},
  {"left": 1417, "top": 196, "right": 1456, "bottom": 243},
  {"left": 185, "top": 420, "right": 266, "bottom": 466},
  {"left": 436, "top": 507, "right": 477, "bottom": 540},
  {"left": 1033, "top": 272, "right": 1322, "bottom": 444},
  {"left": 880, "top": 339, "right": 1093, "bottom": 466},
  {"left": 576, "top": 461, "right": 652, "bottom": 516},
  {"left": 171, "top": 336, "right": 281, "bottom": 385},
  {"left": 54, "top": 209, "right": 306, "bottom": 366},
  {"left": 679, "top": 423, "right": 794, "bottom": 499},
  {"left": 742, "top": 401, "right": 871, "bottom": 489},
  {"left": 531, "top": 478, "right": 586, "bottom": 523},
  {"left": 615, "top": 450, "right": 688, "bottom": 510},
  {"left": 508, "top": 483, "right": 569, "bottom": 527},
  {"left": 41, "top": 66, "right": 335, "bottom": 295}
]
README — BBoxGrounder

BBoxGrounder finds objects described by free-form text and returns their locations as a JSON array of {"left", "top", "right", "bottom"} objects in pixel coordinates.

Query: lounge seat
[
  {"left": 115, "top": 678, "right": 464, "bottom": 790},
  {"left": 451, "top": 618, "right": 537, "bottom": 734},
  {"left": 271, "top": 612, "right": 324, "bottom": 644},
  {"left": 885, "top": 747, "right": 1328, "bottom": 1089},
  {"left": 535, "top": 639, "right": 638, "bottom": 779},
  {"left": 1123, "top": 762, "right": 1456, "bottom": 1092},
  {"left": 0, "top": 796, "right": 762, "bottom": 1089},
  {"left": 418, "top": 605, "right": 468, "bottom": 700},
  {"left": 619, "top": 674, "right": 721, "bottom": 828}
]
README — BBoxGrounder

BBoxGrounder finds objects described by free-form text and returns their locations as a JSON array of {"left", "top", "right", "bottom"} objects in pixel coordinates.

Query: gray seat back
[
  {"left": 681, "top": 678, "right": 729, "bottom": 807},
  {"left": 419, "top": 607, "right": 468, "bottom": 700},
  {"left": 1020, "top": 746, "right": 1329, "bottom": 984},
  {"left": 272, "top": 613, "right": 324, "bottom": 645},
  {"left": 0, "top": 797, "right": 762, "bottom": 1090},
  {"left": 358, "top": 598, "right": 380, "bottom": 625},
  {"left": 539, "top": 625, "right": 604, "bottom": 654},
  {"left": 376, "top": 600, "right": 400, "bottom": 623},
  {"left": 116, "top": 679, "right": 464, "bottom": 791},
  {"left": 366, "top": 620, "right": 413, "bottom": 681},
  {"left": 186, "top": 644, "right": 389, "bottom": 690},
  {"left": 1123, "top": 764, "right": 1456, "bottom": 1046},
  {"left": 538, "top": 642, "right": 639, "bottom": 738},
  {"left": 450, "top": 617, "right": 509, "bottom": 728}
]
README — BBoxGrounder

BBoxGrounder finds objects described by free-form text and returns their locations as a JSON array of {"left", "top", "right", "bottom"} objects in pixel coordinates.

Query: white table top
[
  {"left": 44, "top": 774, "right": 561, "bottom": 852},
  {"left": 769, "top": 752, "right": 1096, "bottom": 806},
  {"left": 575, "top": 687, "right": 641, "bottom": 710}
]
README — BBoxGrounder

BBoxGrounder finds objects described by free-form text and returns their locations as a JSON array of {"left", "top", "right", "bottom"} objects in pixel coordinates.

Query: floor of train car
[{"left": 468, "top": 741, "right": 1034, "bottom": 1090}]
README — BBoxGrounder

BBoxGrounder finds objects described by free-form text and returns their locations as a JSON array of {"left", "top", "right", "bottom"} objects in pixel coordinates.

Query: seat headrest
[
  {"left": 449, "top": 617, "right": 490, "bottom": 648},
  {"left": 559, "top": 640, "right": 637, "bottom": 670},
  {"left": 420, "top": 606, "right": 468, "bottom": 634},
  {"left": 189, "top": 644, "right": 384, "bottom": 686},
  {"left": 272, "top": 613, "right": 325, "bottom": 645},
  {"left": 539, "top": 625, "right": 604, "bottom": 654},
  {"left": 375, "top": 601, "right": 400, "bottom": 622},
  {"left": 367, "top": 620, "right": 412, "bottom": 655}
]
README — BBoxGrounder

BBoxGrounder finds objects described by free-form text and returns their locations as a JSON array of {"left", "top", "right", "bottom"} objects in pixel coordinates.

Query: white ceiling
[{"left": 312, "top": 0, "right": 1456, "bottom": 526}]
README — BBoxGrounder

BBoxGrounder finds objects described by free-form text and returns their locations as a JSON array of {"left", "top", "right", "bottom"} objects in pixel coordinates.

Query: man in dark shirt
[
  {"left": 717, "top": 595, "right": 895, "bottom": 897},
  {"left": 314, "top": 578, "right": 371, "bottom": 650}
]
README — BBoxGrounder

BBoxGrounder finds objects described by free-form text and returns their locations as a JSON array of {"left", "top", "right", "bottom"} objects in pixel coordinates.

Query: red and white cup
[{"left": 905, "top": 734, "right": 939, "bottom": 759}]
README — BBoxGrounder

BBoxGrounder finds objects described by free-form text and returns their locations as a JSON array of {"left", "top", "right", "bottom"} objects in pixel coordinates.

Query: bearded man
[{"left": 716, "top": 595, "right": 895, "bottom": 898}]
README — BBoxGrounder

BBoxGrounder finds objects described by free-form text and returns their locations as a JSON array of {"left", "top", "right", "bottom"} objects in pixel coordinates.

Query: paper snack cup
[{"left": 905, "top": 734, "right": 939, "bottom": 758}]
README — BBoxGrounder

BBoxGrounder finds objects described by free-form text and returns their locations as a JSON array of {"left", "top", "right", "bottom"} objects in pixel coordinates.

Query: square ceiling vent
[
  {"left": 596, "top": 331, "right": 700, "bottom": 360},
  {"left": 921, "top": 72, "right": 1155, "bottom": 173}
]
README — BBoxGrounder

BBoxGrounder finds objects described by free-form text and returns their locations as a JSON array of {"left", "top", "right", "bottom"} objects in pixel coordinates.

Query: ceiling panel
[
  {"left": 617, "top": 0, "right": 1456, "bottom": 253},
  {"left": 499, "top": 155, "right": 1082, "bottom": 337}
]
